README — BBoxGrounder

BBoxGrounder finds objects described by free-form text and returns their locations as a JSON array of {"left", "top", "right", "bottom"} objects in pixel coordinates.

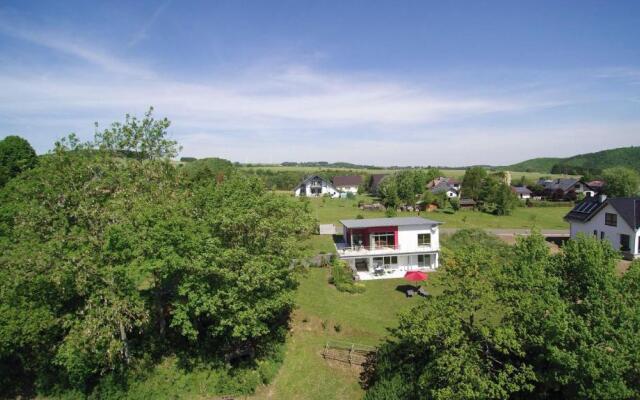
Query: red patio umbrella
[{"left": 404, "top": 271, "right": 428, "bottom": 282}]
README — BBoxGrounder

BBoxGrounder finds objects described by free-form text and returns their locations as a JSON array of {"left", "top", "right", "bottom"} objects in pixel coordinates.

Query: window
[
  {"left": 600, "top": 231, "right": 605, "bottom": 240},
  {"left": 418, "top": 233, "right": 432, "bottom": 246},
  {"left": 418, "top": 254, "right": 431, "bottom": 267},
  {"left": 372, "top": 232, "right": 395, "bottom": 249},
  {"left": 620, "top": 234, "right": 630, "bottom": 252},
  {"left": 605, "top": 213, "right": 617, "bottom": 227},
  {"left": 593, "top": 230, "right": 598, "bottom": 236},
  {"left": 373, "top": 256, "right": 398, "bottom": 268},
  {"left": 351, "top": 233, "right": 364, "bottom": 246}
]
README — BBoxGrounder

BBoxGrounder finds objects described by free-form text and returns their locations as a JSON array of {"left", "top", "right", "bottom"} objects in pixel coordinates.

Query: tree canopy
[
  {"left": 602, "top": 167, "right": 640, "bottom": 197},
  {"left": 364, "top": 231, "right": 640, "bottom": 399},
  {"left": 0, "top": 111, "right": 315, "bottom": 397},
  {"left": 0, "top": 135, "right": 38, "bottom": 187}
]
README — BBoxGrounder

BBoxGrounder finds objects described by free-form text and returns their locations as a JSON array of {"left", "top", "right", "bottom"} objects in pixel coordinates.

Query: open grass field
[
  {"left": 305, "top": 195, "right": 571, "bottom": 229},
  {"left": 252, "top": 268, "right": 442, "bottom": 400},
  {"left": 243, "top": 165, "right": 577, "bottom": 181}
]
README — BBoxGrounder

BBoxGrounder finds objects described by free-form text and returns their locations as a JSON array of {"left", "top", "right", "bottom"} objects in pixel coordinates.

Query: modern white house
[
  {"left": 294, "top": 175, "right": 340, "bottom": 198},
  {"left": 335, "top": 217, "right": 442, "bottom": 280},
  {"left": 332, "top": 175, "right": 362, "bottom": 194},
  {"left": 565, "top": 195, "right": 640, "bottom": 259}
]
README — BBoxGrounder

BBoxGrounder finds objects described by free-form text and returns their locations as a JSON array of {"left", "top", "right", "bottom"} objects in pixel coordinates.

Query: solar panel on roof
[{"left": 573, "top": 201, "right": 599, "bottom": 214}]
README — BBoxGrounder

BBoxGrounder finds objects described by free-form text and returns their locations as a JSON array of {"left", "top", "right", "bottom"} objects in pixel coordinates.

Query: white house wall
[
  {"left": 397, "top": 224, "right": 440, "bottom": 251},
  {"left": 570, "top": 203, "right": 639, "bottom": 255},
  {"left": 336, "top": 185, "right": 359, "bottom": 194},
  {"left": 294, "top": 183, "right": 340, "bottom": 197}
]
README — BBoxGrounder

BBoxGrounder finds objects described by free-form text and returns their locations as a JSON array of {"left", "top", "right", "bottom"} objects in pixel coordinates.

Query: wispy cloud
[
  {"left": 0, "top": 15, "right": 153, "bottom": 78},
  {"left": 127, "top": 0, "right": 172, "bottom": 47},
  {"left": 0, "top": 16, "right": 637, "bottom": 165}
]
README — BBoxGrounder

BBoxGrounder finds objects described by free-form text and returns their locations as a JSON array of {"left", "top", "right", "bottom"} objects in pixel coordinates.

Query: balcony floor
[{"left": 356, "top": 267, "right": 435, "bottom": 281}]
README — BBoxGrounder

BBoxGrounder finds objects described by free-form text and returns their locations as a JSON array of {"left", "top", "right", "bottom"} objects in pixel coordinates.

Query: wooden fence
[{"left": 321, "top": 340, "right": 376, "bottom": 366}]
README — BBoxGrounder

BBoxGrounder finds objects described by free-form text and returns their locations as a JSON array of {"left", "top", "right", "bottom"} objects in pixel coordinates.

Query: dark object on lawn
[
  {"left": 417, "top": 287, "right": 430, "bottom": 297},
  {"left": 406, "top": 289, "right": 415, "bottom": 298}
]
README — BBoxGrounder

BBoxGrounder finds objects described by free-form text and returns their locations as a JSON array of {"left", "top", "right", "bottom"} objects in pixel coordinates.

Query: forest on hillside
[{"left": 504, "top": 146, "right": 640, "bottom": 175}]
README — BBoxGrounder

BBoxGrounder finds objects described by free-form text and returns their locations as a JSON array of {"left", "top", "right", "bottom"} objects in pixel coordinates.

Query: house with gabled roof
[
  {"left": 565, "top": 195, "right": 640, "bottom": 259},
  {"left": 511, "top": 186, "right": 532, "bottom": 200},
  {"left": 537, "top": 178, "right": 597, "bottom": 200},
  {"left": 332, "top": 175, "right": 362, "bottom": 194},
  {"left": 430, "top": 181, "right": 458, "bottom": 198},
  {"left": 293, "top": 175, "right": 340, "bottom": 198}
]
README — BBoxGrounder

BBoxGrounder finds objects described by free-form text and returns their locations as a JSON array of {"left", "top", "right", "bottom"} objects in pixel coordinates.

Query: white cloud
[
  {"left": 0, "top": 16, "right": 153, "bottom": 78},
  {"left": 0, "top": 19, "right": 638, "bottom": 165}
]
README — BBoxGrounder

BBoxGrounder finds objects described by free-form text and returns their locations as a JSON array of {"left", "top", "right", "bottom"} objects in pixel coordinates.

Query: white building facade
[
  {"left": 565, "top": 196, "right": 640, "bottom": 259},
  {"left": 336, "top": 217, "right": 442, "bottom": 280},
  {"left": 293, "top": 175, "right": 340, "bottom": 198}
]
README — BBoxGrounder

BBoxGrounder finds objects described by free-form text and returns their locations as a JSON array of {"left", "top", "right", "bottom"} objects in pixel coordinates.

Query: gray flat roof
[{"left": 340, "top": 216, "right": 442, "bottom": 229}]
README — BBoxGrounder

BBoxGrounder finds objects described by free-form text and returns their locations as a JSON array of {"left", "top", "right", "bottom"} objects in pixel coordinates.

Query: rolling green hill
[
  {"left": 504, "top": 146, "right": 640, "bottom": 175},
  {"left": 503, "top": 157, "right": 563, "bottom": 173}
]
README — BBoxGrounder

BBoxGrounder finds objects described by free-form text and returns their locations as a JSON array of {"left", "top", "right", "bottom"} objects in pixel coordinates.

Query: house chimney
[{"left": 599, "top": 194, "right": 607, "bottom": 203}]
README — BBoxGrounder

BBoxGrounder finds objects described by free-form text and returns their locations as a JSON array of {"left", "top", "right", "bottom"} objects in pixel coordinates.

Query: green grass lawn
[
  {"left": 307, "top": 195, "right": 571, "bottom": 229},
  {"left": 252, "top": 268, "right": 441, "bottom": 400}
]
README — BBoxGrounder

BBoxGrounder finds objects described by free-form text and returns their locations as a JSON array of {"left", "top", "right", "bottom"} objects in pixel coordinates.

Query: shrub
[
  {"left": 330, "top": 259, "right": 366, "bottom": 294},
  {"left": 527, "top": 200, "right": 575, "bottom": 207},
  {"left": 449, "top": 197, "right": 460, "bottom": 211},
  {"left": 356, "top": 214, "right": 364, "bottom": 219},
  {"left": 334, "top": 323, "right": 342, "bottom": 333},
  {"left": 385, "top": 208, "right": 397, "bottom": 218}
]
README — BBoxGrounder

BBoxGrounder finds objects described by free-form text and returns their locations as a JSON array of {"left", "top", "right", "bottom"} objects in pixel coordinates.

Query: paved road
[{"left": 440, "top": 228, "right": 569, "bottom": 237}]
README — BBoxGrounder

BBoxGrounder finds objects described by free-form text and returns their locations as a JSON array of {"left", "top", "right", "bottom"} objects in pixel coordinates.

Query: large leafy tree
[
  {"left": 0, "top": 111, "right": 314, "bottom": 396},
  {"left": 461, "top": 167, "right": 487, "bottom": 200},
  {"left": 364, "top": 231, "right": 640, "bottom": 399},
  {"left": 602, "top": 167, "right": 640, "bottom": 197},
  {"left": 365, "top": 233, "right": 534, "bottom": 399},
  {"left": 0, "top": 135, "right": 38, "bottom": 187}
]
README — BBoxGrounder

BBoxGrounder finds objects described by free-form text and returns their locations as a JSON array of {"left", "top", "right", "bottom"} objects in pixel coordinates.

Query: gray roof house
[
  {"left": 565, "top": 195, "right": 640, "bottom": 259},
  {"left": 430, "top": 181, "right": 459, "bottom": 198},
  {"left": 537, "top": 178, "right": 597, "bottom": 197}
]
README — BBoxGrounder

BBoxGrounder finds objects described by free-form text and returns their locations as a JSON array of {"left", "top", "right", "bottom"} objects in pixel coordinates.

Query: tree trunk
[{"left": 119, "top": 321, "right": 130, "bottom": 364}]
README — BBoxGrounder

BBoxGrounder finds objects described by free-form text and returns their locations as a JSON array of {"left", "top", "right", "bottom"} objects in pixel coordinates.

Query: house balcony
[{"left": 335, "top": 242, "right": 436, "bottom": 257}]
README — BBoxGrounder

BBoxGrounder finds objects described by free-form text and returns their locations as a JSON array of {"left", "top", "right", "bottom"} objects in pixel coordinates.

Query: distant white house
[
  {"left": 294, "top": 175, "right": 339, "bottom": 198},
  {"left": 565, "top": 195, "right": 640, "bottom": 259},
  {"left": 511, "top": 186, "right": 532, "bottom": 200},
  {"left": 430, "top": 181, "right": 458, "bottom": 198},
  {"left": 335, "top": 216, "right": 442, "bottom": 280},
  {"left": 332, "top": 175, "right": 362, "bottom": 194}
]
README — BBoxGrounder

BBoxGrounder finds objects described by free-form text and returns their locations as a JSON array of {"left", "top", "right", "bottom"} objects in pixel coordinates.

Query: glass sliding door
[{"left": 371, "top": 232, "right": 395, "bottom": 249}]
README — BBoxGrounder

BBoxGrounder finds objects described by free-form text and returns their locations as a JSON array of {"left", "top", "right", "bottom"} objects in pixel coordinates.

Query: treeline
[
  {"left": 376, "top": 168, "right": 441, "bottom": 207},
  {"left": 280, "top": 161, "right": 384, "bottom": 169},
  {"left": 246, "top": 168, "right": 372, "bottom": 191},
  {"left": 461, "top": 167, "right": 519, "bottom": 215},
  {"left": 507, "top": 146, "right": 640, "bottom": 174},
  {"left": 364, "top": 230, "right": 640, "bottom": 399},
  {"left": 376, "top": 167, "right": 519, "bottom": 216},
  {"left": 0, "top": 110, "right": 315, "bottom": 398}
]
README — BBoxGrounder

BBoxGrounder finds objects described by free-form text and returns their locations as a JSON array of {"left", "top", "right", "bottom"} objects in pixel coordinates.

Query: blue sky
[{"left": 0, "top": 0, "right": 639, "bottom": 166}]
